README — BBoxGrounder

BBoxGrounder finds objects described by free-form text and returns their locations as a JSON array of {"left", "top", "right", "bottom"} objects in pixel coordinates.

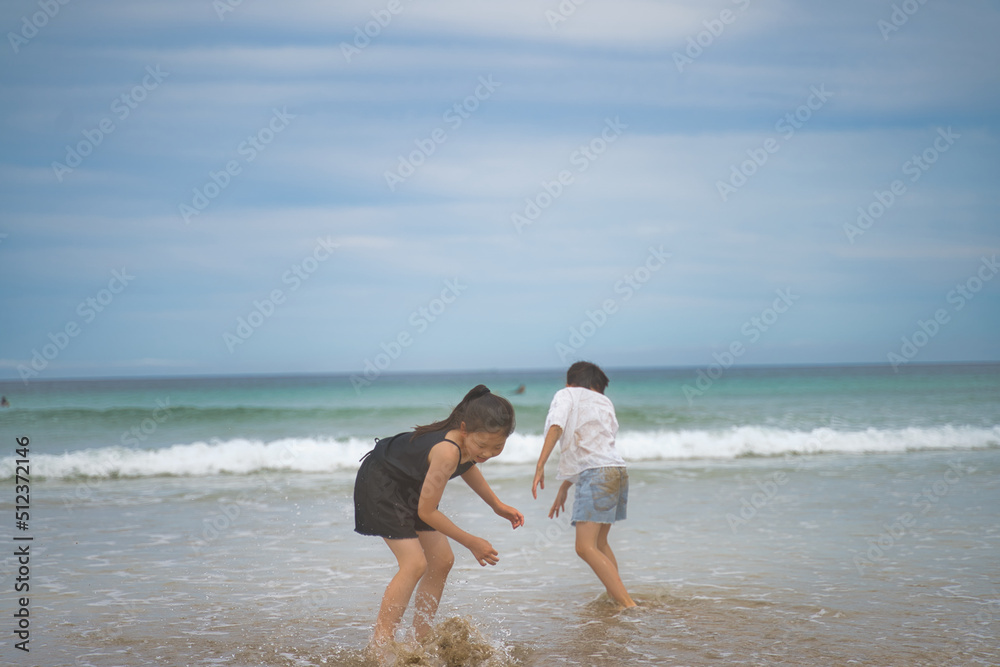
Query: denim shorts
[{"left": 572, "top": 466, "right": 628, "bottom": 525}]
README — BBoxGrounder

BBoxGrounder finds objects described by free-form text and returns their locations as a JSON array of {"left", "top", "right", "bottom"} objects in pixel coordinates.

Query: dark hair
[
  {"left": 413, "top": 385, "right": 516, "bottom": 437},
  {"left": 566, "top": 361, "right": 609, "bottom": 393}
]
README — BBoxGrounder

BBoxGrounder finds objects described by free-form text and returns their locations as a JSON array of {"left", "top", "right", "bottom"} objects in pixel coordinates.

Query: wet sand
[{"left": 6, "top": 449, "right": 999, "bottom": 666}]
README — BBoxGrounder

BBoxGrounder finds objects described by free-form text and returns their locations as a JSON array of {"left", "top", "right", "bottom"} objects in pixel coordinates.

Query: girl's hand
[
  {"left": 495, "top": 502, "right": 524, "bottom": 529},
  {"left": 548, "top": 485, "right": 569, "bottom": 519},
  {"left": 467, "top": 536, "right": 499, "bottom": 566}
]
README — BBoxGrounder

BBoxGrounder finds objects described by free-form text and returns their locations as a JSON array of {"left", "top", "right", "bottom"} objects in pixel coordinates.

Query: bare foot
[{"left": 364, "top": 639, "right": 396, "bottom": 667}]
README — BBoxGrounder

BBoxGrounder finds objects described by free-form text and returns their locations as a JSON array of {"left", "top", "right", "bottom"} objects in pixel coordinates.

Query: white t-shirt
[{"left": 544, "top": 386, "right": 625, "bottom": 482}]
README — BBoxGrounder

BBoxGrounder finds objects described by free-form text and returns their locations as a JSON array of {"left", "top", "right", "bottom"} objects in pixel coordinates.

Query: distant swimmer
[
  {"left": 513, "top": 384, "right": 526, "bottom": 395},
  {"left": 0, "top": 396, "right": 8, "bottom": 407}
]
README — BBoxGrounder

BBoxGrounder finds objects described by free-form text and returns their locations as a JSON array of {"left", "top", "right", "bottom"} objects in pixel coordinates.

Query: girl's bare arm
[
  {"left": 418, "top": 442, "right": 499, "bottom": 565},
  {"left": 462, "top": 465, "right": 524, "bottom": 528}
]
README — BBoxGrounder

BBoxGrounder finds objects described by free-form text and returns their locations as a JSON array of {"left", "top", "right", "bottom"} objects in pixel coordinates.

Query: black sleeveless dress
[{"left": 354, "top": 429, "right": 475, "bottom": 539}]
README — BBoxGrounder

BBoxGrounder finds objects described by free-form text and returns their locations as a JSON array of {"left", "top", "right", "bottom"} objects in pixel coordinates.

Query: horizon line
[{"left": 1, "top": 359, "right": 998, "bottom": 385}]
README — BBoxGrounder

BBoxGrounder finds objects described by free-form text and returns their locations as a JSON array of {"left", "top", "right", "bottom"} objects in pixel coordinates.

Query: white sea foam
[
  {"left": 7, "top": 437, "right": 376, "bottom": 480},
  {"left": 5, "top": 425, "right": 998, "bottom": 480}
]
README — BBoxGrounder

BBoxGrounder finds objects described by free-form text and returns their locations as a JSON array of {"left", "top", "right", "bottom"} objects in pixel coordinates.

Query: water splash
[{"left": 375, "top": 616, "right": 515, "bottom": 667}]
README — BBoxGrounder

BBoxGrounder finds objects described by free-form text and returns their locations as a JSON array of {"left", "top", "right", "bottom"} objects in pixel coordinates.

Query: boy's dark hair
[
  {"left": 413, "top": 385, "right": 516, "bottom": 437},
  {"left": 566, "top": 361, "right": 609, "bottom": 393}
]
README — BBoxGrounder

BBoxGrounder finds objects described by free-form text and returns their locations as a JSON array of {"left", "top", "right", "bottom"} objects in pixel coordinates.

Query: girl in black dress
[{"left": 354, "top": 385, "right": 524, "bottom": 649}]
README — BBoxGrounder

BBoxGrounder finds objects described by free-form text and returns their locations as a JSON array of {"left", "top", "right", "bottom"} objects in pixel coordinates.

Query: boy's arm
[
  {"left": 461, "top": 465, "right": 524, "bottom": 529},
  {"left": 418, "top": 443, "right": 500, "bottom": 566},
  {"left": 532, "top": 424, "right": 563, "bottom": 498},
  {"left": 548, "top": 480, "right": 572, "bottom": 519}
]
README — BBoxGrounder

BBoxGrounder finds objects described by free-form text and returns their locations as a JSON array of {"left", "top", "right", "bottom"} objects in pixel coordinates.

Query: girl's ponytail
[
  {"left": 464, "top": 385, "right": 492, "bottom": 402},
  {"left": 413, "top": 385, "right": 515, "bottom": 437}
]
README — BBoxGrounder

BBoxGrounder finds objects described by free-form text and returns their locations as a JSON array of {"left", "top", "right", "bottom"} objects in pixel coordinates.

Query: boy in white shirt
[{"left": 532, "top": 362, "right": 636, "bottom": 608}]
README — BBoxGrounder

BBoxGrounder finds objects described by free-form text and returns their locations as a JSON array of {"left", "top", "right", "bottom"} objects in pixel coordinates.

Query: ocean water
[{"left": 1, "top": 364, "right": 998, "bottom": 666}]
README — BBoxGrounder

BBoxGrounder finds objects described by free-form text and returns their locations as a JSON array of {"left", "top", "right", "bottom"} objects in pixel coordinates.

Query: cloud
[{"left": 1, "top": 0, "right": 997, "bottom": 377}]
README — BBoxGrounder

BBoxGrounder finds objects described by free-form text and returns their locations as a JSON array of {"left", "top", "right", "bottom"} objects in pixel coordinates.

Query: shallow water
[{"left": 3, "top": 448, "right": 998, "bottom": 666}]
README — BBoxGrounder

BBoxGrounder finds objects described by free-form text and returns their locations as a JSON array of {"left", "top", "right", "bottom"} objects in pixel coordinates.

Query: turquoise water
[{"left": 1, "top": 364, "right": 997, "bottom": 476}]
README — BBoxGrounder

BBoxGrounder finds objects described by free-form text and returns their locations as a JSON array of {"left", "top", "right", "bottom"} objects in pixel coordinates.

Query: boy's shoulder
[{"left": 555, "top": 385, "right": 613, "bottom": 405}]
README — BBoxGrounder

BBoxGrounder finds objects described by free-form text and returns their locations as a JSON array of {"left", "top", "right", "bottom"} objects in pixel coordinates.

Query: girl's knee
[
  {"left": 428, "top": 550, "right": 454, "bottom": 575},
  {"left": 400, "top": 554, "right": 428, "bottom": 580}
]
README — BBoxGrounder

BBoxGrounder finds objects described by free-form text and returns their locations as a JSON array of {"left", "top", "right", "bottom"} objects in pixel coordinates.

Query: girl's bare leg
[
  {"left": 412, "top": 531, "right": 455, "bottom": 639},
  {"left": 575, "top": 522, "right": 636, "bottom": 608},
  {"left": 373, "top": 538, "right": 427, "bottom": 646}
]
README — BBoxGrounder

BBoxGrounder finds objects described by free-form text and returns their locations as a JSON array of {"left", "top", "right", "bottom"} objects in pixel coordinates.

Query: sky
[{"left": 1, "top": 0, "right": 998, "bottom": 381}]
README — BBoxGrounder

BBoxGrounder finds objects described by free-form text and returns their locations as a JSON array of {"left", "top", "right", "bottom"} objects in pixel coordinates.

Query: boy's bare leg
[
  {"left": 575, "top": 522, "right": 636, "bottom": 608},
  {"left": 596, "top": 523, "right": 619, "bottom": 572},
  {"left": 373, "top": 538, "right": 428, "bottom": 646},
  {"left": 412, "top": 531, "right": 455, "bottom": 639}
]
